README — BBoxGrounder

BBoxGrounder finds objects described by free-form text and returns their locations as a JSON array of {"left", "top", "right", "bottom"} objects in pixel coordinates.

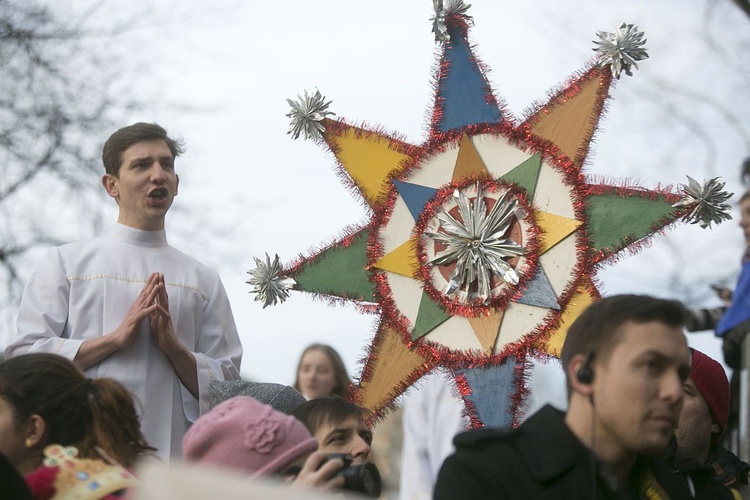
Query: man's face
[
  {"left": 313, "top": 415, "right": 373, "bottom": 465},
  {"left": 674, "top": 378, "right": 718, "bottom": 463},
  {"left": 740, "top": 198, "right": 750, "bottom": 248},
  {"left": 592, "top": 321, "right": 690, "bottom": 458},
  {"left": 102, "top": 139, "right": 178, "bottom": 231}
]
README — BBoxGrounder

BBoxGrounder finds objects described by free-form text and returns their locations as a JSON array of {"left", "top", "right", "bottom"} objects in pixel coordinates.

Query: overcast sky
[{"left": 8, "top": 0, "right": 749, "bottom": 407}]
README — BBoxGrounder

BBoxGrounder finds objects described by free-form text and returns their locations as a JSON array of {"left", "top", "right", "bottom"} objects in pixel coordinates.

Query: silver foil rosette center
[{"left": 420, "top": 182, "right": 529, "bottom": 305}]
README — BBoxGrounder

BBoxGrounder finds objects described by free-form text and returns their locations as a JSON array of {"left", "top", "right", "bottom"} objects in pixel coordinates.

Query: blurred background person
[
  {"left": 294, "top": 344, "right": 352, "bottom": 400},
  {"left": 716, "top": 189, "right": 750, "bottom": 366},
  {"left": 399, "top": 370, "right": 467, "bottom": 500}
]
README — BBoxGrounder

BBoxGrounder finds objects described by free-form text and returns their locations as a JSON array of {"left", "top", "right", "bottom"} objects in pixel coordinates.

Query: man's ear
[
  {"left": 567, "top": 353, "right": 595, "bottom": 398},
  {"left": 102, "top": 173, "right": 119, "bottom": 199},
  {"left": 25, "top": 414, "right": 46, "bottom": 449},
  {"left": 174, "top": 174, "right": 179, "bottom": 197}
]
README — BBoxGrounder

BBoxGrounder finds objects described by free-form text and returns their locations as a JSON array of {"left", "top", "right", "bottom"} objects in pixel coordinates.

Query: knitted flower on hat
[{"left": 244, "top": 413, "right": 284, "bottom": 453}]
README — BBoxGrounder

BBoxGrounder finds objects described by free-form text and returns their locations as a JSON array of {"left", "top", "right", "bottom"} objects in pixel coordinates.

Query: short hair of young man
[
  {"left": 291, "top": 397, "right": 370, "bottom": 435},
  {"left": 560, "top": 294, "right": 685, "bottom": 396},
  {"left": 102, "top": 122, "right": 185, "bottom": 176}
]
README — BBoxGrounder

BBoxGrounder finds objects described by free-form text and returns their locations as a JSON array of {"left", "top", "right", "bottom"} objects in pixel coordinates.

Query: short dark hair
[
  {"left": 560, "top": 294, "right": 685, "bottom": 395},
  {"left": 102, "top": 122, "right": 184, "bottom": 176},
  {"left": 291, "top": 397, "right": 370, "bottom": 436},
  {"left": 0, "top": 353, "right": 92, "bottom": 447}
]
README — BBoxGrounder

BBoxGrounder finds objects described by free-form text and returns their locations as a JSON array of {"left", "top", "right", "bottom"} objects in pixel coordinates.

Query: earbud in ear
[
  {"left": 576, "top": 365, "right": 594, "bottom": 384},
  {"left": 576, "top": 351, "right": 596, "bottom": 384}
]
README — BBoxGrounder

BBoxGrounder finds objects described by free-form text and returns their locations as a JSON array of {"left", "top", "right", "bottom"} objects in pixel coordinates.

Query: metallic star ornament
[
  {"left": 424, "top": 185, "right": 527, "bottom": 302},
  {"left": 672, "top": 176, "right": 733, "bottom": 229},
  {"left": 251, "top": 11, "right": 731, "bottom": 427},
  {"left": 430, "top": 0, "right": 471, "bottom": 42},
  {"left": 594, "top": 22, "right": 649, "bottom": 78},
  {"left": 286, "top": 89, "right": 334, "bottom": 141},
  {"left": 246, "top": 253, "right": 296, "bottom": 308}
]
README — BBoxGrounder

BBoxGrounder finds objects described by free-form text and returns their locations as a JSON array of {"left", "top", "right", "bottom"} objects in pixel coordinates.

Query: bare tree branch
[
  {"left": 0, "top": 0, "right": 145, "bottom": 302},
  {"left": 731, "top": 0, "right": 750, "bottom": 19}
]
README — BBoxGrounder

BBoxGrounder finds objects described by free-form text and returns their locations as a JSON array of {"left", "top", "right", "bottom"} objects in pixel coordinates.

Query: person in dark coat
[
  {"left": 435, "top": 294, "right": 701, "bottom": 499},
  {"left": 667, "top": 348, "right": 747, "bottom": 498}
]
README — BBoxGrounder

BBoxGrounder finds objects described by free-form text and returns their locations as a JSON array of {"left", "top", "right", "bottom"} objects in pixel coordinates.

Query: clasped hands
[{"left": 116, "top": 272, "right": 178, "bottom": 354}]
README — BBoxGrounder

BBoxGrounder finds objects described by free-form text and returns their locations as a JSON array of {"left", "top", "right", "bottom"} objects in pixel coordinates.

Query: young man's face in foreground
[{"left": 591, "top": 321, "right": 690, "bottom": 458}]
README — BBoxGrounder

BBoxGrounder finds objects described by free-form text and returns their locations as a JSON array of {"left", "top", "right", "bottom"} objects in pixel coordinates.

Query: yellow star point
[
  {"left": 372, "top": 238, "right": 420, "bottom": 278},
  {"left": 536, "top": 211, "right": 583, "bottom": 254}
]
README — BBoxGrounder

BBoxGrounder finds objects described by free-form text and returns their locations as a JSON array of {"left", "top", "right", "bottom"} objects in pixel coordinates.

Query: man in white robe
[{"left": 5, "top": 122, "right": 243, "bottom": 460}]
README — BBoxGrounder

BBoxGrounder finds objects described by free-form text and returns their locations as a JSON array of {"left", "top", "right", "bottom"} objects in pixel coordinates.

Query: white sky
[{"left": 8, "top": 0, "right": 750, "bottom": 408}]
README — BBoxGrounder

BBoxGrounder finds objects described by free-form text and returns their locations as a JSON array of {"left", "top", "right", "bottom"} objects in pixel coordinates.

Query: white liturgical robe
[
  {"left": 6, "top": 224, "right": 243, "bottom": 460},
  {"left": 400, "top": 371, "right": 468, "bottom": 500}
]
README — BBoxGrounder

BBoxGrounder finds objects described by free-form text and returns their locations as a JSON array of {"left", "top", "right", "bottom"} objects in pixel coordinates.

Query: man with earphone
[{"left": 435, "top": 295, "right": 704, "bottom": 499}]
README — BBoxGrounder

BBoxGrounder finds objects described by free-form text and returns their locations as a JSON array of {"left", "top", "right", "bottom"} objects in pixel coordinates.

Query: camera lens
[{"left": 340, "top": 462, "right": 382, "bottom": 498}]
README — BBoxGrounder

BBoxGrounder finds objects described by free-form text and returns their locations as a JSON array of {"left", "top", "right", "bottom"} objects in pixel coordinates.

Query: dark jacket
[
  {"left": 709, "top": 445, "right": 750, "bottom": 490},
  {"left": 434, "top": 405, "right": 692, "bottom": 499},
  {"left": 0, "top": 453, "right": 31, "bottom": 500},
  {"left": 671, "top": 458, "right": 736, "bottom": 499},
  {"left": 663, "top": 439, "right": 740, "bottom": 499}
]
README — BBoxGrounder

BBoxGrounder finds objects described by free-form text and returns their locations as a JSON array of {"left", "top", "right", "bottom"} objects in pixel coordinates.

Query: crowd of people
[{"left": 1, "top": 123, "right": 749, "bottom": 499}]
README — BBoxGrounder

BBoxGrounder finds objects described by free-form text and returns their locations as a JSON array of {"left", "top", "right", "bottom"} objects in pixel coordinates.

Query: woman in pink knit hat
[{"left": 182, "top": 396, "right": 346, "bottom": 492}]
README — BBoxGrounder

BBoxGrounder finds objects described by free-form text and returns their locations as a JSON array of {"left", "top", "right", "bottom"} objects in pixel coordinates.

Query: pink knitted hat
[
  {"left": 183, "top": 396, "right": 318, "bottom": 476},
  {"left": 690, "top": 349, "right": 730, "bottom": 440}
]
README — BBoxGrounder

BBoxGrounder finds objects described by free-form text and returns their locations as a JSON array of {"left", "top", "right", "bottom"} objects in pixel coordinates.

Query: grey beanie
[{"left": 209, "top": 380, "right": 307, "bottom": 414}]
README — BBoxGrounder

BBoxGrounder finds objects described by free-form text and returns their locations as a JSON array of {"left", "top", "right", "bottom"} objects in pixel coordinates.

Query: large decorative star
[{"left": 250, "top": 7, "right": 729, "bottom": 427}]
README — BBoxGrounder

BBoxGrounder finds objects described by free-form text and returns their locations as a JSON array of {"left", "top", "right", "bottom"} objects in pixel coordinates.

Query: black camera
[
  {"left": 325, "top": 453, "right": 382, "bottom": 498},
  {"left": 285, "top": 453, "right": 382, "bottom": 497}
]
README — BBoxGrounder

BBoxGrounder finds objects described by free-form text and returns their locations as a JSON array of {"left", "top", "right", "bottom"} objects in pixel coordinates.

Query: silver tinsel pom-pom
[
  {"left": 593, "top": 22, "right": 648, "bottom": 79},
  {"left": 286, "top": 89, "right": 334, "bottom": 141},
  {"left": 247, "top": 253, "right": 296, "bottom": 308},
  {"left": 430, "top": 0, "right": 471, "bottom": 42},
  {"left": 672, "top": 176, "right": 733, "bottom": 229}
]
